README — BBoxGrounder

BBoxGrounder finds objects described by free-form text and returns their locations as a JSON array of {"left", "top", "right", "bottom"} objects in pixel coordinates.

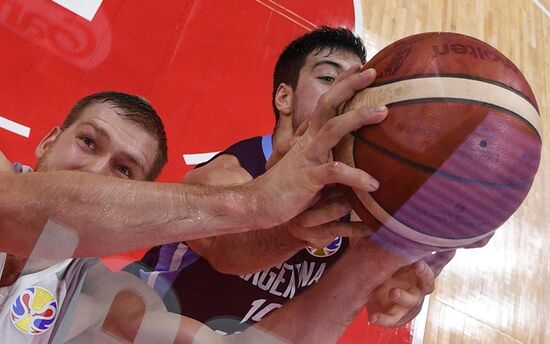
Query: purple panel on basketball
[{"left": 336, "top": 32, "right": 542, "bottom": 254}]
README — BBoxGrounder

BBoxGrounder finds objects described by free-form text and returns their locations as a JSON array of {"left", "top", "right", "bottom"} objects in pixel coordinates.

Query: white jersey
[
  {"left": 0, "top": 164, "right": 96, "bottom": 343},
  {"left": 0, "top": 254, "right": 72, "bottom": 343}
]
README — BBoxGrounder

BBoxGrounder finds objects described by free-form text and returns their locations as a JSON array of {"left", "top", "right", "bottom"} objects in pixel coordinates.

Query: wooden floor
[{"left": 357, "top": 1, "right": 550, "bottom": 343}]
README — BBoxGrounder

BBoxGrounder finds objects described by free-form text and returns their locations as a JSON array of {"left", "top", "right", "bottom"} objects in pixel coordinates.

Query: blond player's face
[
  {"left": 35, "top": 102, "right": 158, "bottom": 181},
  {"left": 291, "top": 48, "right": 363, "bottom": 130}
]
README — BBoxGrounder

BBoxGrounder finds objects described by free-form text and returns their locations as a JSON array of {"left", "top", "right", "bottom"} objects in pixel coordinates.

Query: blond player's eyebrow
[{"left": 81, "top": 121, "right": 110, "bottom": 140}]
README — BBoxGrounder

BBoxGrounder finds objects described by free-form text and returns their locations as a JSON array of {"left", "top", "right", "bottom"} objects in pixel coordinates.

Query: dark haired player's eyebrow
[{"left": 312, "top": 59, "right": 345, "bottom": 71}]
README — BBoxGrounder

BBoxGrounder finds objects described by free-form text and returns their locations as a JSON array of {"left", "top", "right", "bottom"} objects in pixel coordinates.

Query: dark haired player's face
[
  {"left": 35, "top": 102, "right": 158, "bottom": 181},
  {"left": 291, "top": 48, "right": 363, "bottom": 130}
]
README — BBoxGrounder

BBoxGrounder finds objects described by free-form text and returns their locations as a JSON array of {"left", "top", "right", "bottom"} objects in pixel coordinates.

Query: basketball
[{"left": 335, "top": 32, "right": 542, "bottom": 252}]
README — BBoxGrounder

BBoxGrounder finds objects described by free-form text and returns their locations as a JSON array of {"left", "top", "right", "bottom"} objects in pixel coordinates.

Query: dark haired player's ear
[
  {"left": 35, "top": 127, "right": 62, "bottom": 159},
  {"left": 274, "top": 83, "right": 293, "bottom": 116},
  {"left": 269, "top": 83, "right": 298, "bottom": 170}
]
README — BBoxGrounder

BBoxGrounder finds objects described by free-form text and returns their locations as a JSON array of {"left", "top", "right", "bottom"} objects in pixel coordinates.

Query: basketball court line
[
  {"left": 353, "top": 0, "right": 364, "bottom": 37},
  {"left": 264, "top": 0, "right": 317, "bottom": 28},
  {"left": 533, "top": 0, "right": 550, "bottom": 19},
  {"left": 0, "top": 115, "right": 31, "bottom": 138},
  {"left": 255, "top": 0, "right": 316, "bottom": 31},
  {"left": 50, "top": 0, "right": 103, "bottom": 21},
  {"left": 183, "top": 152, "right": 220, "bottom": 165}
]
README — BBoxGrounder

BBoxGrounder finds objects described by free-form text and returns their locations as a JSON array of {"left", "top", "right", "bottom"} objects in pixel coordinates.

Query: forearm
[
  {"left": 246, "top": 240, "right": 406, "bottom": 344},
  {"left": 0, "top": 171, "right": 258, "bottom": 258},
  {"left": 189, "top": 224, "right": 305, "bottom": 275}
]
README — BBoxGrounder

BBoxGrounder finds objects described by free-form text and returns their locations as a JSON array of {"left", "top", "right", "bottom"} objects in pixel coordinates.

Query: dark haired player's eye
[{"left": 319, "top": 76, "right": 335, "bottom": 83}]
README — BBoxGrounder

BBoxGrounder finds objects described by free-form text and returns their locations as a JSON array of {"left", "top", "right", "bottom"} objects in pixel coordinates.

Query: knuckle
[
  {"left": 325, "top": 161, "right": 343, "bottom": 176},
  {"left": 319, "top": 93, "right": 340, "bottom": 113},
  {"left": 320, "top": 117, "right": 338, "bottom": 133}
]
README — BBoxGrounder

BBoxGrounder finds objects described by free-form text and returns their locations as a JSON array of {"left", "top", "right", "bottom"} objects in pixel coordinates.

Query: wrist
[
  {"left": 349, "top": 238, "right": 408, "bottom": 285},
  {"left": 237, "top": 176, "right": 282, "bottom": 230},
  {"left": 184, "top": 183, "right": 258, "bottom": 235}
]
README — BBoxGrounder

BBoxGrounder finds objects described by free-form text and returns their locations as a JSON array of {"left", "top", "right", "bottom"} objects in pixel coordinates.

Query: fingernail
[
  {"left": 370, "top": 315, "right": 379, "bottom": 324},
  {"left": 369, "top": 179, "right": 380, "bottom": 190},
  {"left": 371, "top": 105, "right": 387, "bottom": 114},
  {"left": 362, "top": 67, "right": 376, "bottom": 78}
]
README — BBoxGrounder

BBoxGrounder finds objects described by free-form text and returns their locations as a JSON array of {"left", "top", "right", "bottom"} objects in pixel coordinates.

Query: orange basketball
[{"left": 336, "top": 32, "right": 542, "bottom": 254}]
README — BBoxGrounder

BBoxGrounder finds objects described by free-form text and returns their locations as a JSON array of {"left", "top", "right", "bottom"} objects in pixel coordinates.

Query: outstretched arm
[
  {"left": 184, "top": 154, "right": 305, "bottom": 274},
  {"left": 1, "top": 67, "right": 382, "bottom": 259},
  {"left": 185, "top": 148, "right": 374, "bottom": 274},
  {"left": 0, "top": 168, "right": 261, "bottom": 258}
]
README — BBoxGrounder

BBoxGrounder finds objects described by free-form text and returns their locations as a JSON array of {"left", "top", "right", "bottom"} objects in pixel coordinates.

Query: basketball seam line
[
  {"left": 356, "top": 189, "right": 497, "bottom": 247},
  {"left": 370, "top": 73, "right": 538, "bottom": 110},
  {"left": 386, "top": 97, "right": 542, "bottom": 140}
]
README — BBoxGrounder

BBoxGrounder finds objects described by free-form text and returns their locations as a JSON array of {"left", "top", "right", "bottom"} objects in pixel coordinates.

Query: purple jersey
[{"left": 133, "top": 135, "right": 349, "bottom": 334}]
